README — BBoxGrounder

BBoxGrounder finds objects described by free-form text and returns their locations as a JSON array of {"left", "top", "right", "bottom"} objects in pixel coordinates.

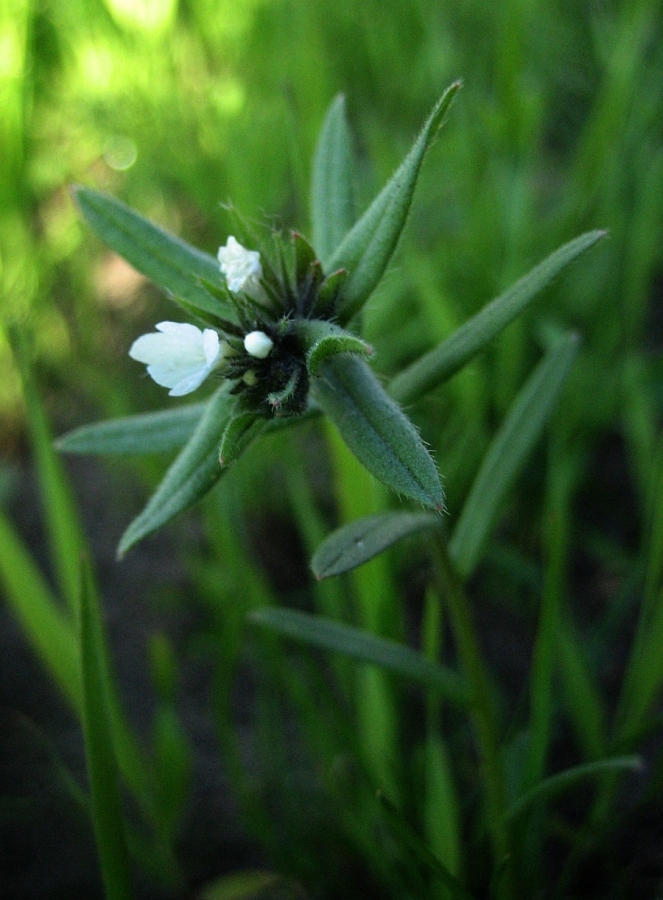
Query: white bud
[
  {"left": 218, "top": 236, "right": 262, "bottom": 295},
  {"left": 129, "top": 321, "right": 225, "bottom": 396},
  {"left": 244, "top": 330, "right": 274, "bottom": 359}
]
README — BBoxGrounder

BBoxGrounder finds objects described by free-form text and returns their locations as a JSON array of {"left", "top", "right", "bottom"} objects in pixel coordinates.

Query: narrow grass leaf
[
  {"left": 311, "top": 94, "right": 357, "bottom": 263},
  {"left": 0, "top": 510, "right": 81, "bottom": 708},
  {"left": 311, "top": 511, "right": 440, "bottom": 579},
  {"left": 57, "top": 403, "right": 207, "bottom": 456},
  {"left": 423, "top": 734, "right": 462, "bottom": 879},
  {"left": 502, "top": 756, "right": 642, "bottom": 825},
  {"left": 249, "top": 607, "right": 468, "bottom": 706},
  {"left": 0, "top": 513, "right": 153, "bottom": 816},
  {"left": 390, "top": 231, "right": 606, "bottom": 405},
  {"left": 199, "top": 871, "right": 280, "bottom": 900},
  {"left": 79, "top": 557, "right": 133, "bottom": 900},
  {"left": 329, "top": 81, "right": 461, "bottom": 324},
  {"left": 117, "top": 385, "right": 234, "bottom": 557},
  {"left": 558, "top": 618, "right": 606, "bottom": 760},
  {"left": 450, "top": 333, "right": 579, "bottom": 578},
  {"left": 312, "top": 355, "right": 444, "bottom": 509},
  {"left": 377, "top": 790, "right": 474, "bottom": 900},
  {"left": 615, "top": 439, "right": 663, "bottom": 742},
  {"left": 9, "top": 327, "right": 84, "bottom": 613},
  {"left": 74, "top": 187, "right": 227, "bottom": 320}
]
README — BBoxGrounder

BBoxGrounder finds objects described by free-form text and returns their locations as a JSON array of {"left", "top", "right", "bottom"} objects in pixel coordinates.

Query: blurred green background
[{"left": 1, "top": 0, "right": 663, "bottom": 897}]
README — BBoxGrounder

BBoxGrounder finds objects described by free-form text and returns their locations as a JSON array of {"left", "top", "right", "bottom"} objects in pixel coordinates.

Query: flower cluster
[{"left": 129, "top": 231, "right": 345, "bottom": 418}]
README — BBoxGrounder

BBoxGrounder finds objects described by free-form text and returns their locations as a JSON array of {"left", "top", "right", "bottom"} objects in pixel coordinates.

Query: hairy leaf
[
  {"left": 118, "top": 385, "right": 235, "bottom": 556},
  {"left": 328, "top": 81, "right": 461, "bottom": 324},
  {"left": 312, "top": 511, "right": 440, "bottom": 579},
  {"left": 57, "top": 402, "right": 207, "bottom": 456},
  {"left": 310, "top": 94, "right": 357, "bottom": 264},
  {"left": 312, "top": 355, "right": 444, "bottom": 509},
  {"left": 75, "top": 187, "right": 227, "bottom": 320},
  {"left": 390, "top": 230, "right": 606, "bottom": 404},
  {"left": 450, "top": 333, "right": 579, "bottom": 577}
]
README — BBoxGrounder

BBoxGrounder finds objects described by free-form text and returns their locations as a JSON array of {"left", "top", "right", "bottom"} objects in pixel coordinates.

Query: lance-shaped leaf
[
  {"left": 450, "top": 333, "right": 579, "bottom": 578},
  {"left": 389, "top": 230, "right": 607, "bottom": 405},
  {"left": 293, "top": 318, "right": 373, "bottom": 375},
  {"left": 328, "top": 81, "right": 461, "bottom": 325},
  {"left": 117, "top": 385, "right": 235, "bottom": 557},
  {"left": 311, "top": 93, "right": 357, "bottom": 264},
  {"left": 311, "top": 355, "right": 444, "bottom": 509},
  {"left": 250, "top": 607, "right": 468, "bottom": 706},
  {"left": 75, "top": 187, "right": 227, "bottom": 320},
  {"left": 312, "top": 511, "right": 440, "bottom": 580},
  {"left": 56, "top": 402, "right": 207, "bottom": 456}
]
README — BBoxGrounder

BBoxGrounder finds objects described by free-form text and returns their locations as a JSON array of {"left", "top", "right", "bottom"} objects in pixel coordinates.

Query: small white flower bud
[
  {"left": 218, "top": 236, "right": 262, "bottom": 295},
  {"left": 244, "top": 330, "right": 274, "bottom": 359}
]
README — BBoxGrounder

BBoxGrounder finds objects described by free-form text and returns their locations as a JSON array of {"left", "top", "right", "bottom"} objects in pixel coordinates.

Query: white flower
[
  {"left": 218, "top": 236, "right": 262, "bottom": 295},
  {"left": 129, "top": 322, "right": 225, "bottom": 396},
  {"left": 244, "top": 330, "right": 274, "bottom": 359}
]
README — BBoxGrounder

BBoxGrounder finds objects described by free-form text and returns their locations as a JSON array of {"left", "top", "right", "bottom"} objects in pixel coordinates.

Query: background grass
[{"left": 1, "top": 0, "right": 662, "bottom": 898}]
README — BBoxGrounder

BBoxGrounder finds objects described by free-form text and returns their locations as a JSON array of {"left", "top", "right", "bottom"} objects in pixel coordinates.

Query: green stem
[{"left": 432, "top": 537, "right": 511, "bottom": 886}]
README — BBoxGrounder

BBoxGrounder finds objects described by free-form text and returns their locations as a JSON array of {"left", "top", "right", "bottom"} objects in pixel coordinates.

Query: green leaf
[
  {"left": 312, "top": 355, "right": 444, "bottom": 509},
  {"left": 75, "top": 187, "right": 227, "bottom": 320},
  {"left": 376, "top": 791, "right": 475, "bottom": 900},
  {"left": 328, "top": 81, "right": 461, "bottom": 324},
  {"left": 8, "top": 326, "right": 85, "bottom": 614},
  {"left": 249, "top": 607, "right": 468, "bottom": 706},
  {"left": 389, "top": 230, "right": 607, "bottom": 405},
  {"left": 199, "top": 872, "right": 280, "bottom": 900},
  {"left": 502, "top": 756, "right": 642, "bottom": 825},
  {"left": 117, "top": 385, "right": 235, "bottom": 557},
  {"left": 293, "top": 318, "right": 373, "bottom": 375},
  {"left": 79, "top": 557, "right": 133, "bottom": 900},
  {"left": 310, "top": 94, "right": 357, "bottom": 264},
  {"left": 312, "top": 267, "right": 348, "bottom": 318},
  {"left": 558, "top": 617, "right": 607, "bottom": 760},
  {"left": 218, "top": 412, "right": 265, "bottom": 467},
  {"left": 0, "top": 508, "right": 81, "bottom": 708},
  {"left": 311, "top": 511, "right": 440, "bottom": 579},
  {"left": 449, "top": 333, "right": 579, "bottom": 578},
  {"left": 56, "top": 402, "right": 207, "bottom": 456}
]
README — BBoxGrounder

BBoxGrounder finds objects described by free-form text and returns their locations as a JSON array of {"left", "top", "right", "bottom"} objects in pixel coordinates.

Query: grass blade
[
  {"left": 9, "top": 327, "right": 84, "bottom": 613},
  {"left": 450, "top": 333, "right": 579, "bottom": 578},
  {"left": 503, "top": 756, "right": 642, "bottom": 825},
  {"left": 79, "top": 557, "right": 134, "bottom": 900},
  {"left": 311, "top": 511, "right": 440, "bottom": 580},
  {"left": 249, "top": 607, "right": 468, "bottom": 706},
  {"left": 0, "top": 509, "right": 81, "bottom": 708},
  {"left": 389, "top": 231, "right": 605, "bottom": 405},
  {"left": 377, "top": 790, "right": 474, "bottom": 900}
]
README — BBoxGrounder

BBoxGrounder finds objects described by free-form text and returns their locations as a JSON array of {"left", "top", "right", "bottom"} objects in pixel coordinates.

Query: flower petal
[
  {"left": 218, "top": 236, "right": 262, "bottom": 294},
  {"left": 129, "top": 321, "right": 221, "bottom": 395}
]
